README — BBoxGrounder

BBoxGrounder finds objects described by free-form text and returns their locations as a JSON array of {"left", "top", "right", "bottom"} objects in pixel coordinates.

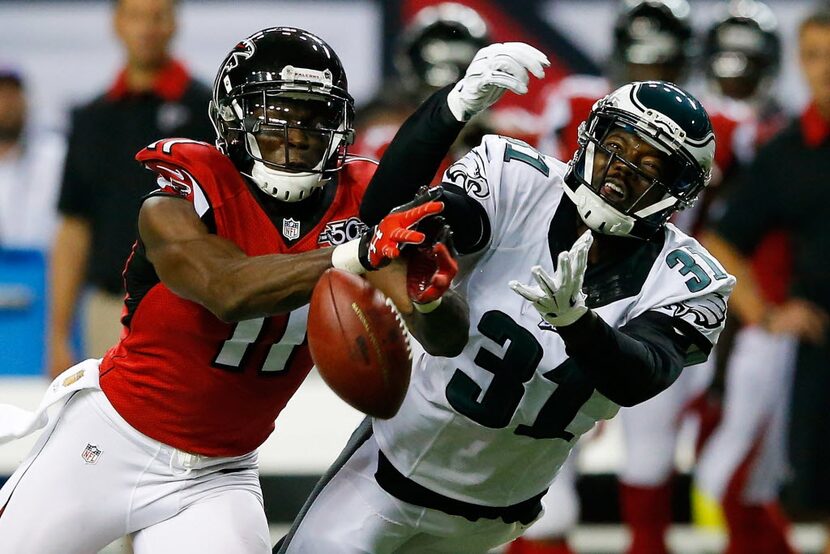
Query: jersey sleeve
[
  {"left": 631, "top": 232, "right": 736, "bottom": 366},
  {"left": 441, "top": 135, "right": 560, "bottom": 252},
  {"left": 136, "top": 138, "right": 221, "bottom": 220}
]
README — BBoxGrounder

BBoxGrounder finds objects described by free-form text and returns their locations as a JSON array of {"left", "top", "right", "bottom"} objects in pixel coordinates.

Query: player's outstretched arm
[
  {"left": 139, "top": 195, "right": 334, "bottom": 321},
  {"left": 360, "top": 42, "right": 549, "bottom": 227},
  {"left": 366, "top": 191, "right": 470, "bottom": 356},
  {"left": 403, "top": 288, "right": 469, "bottom": 357},
  {"left": 510, "top": 231, "right": 726, "bottom": 407},
  {"left": 139, "top": 194, "right": 446, "bottom": 322}
]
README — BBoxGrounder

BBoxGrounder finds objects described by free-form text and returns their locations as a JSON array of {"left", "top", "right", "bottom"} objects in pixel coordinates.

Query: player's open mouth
[{"left": 601, "top": 180, "right": 627, "bottom": 203}]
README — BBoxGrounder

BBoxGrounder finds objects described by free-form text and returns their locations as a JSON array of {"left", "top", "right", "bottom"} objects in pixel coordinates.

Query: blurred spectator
[
  {"left": 702, "top": 6, "right": 830, "bottom": 553},
  {"left": 0, "top": 68, "right": 64, "bottom": 250},
  {"left": 47, "top": 0, "right": 213, "bottom": 377},
  {"left": 691, "top": 3, "right": 799, "bottom": 553},
  {"left": 0, "top": 67, "right": 66, "bottom": 377}
]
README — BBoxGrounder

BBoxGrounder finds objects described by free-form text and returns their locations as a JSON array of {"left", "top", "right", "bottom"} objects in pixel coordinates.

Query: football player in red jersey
[{"left": 0, "top": 27, "right": 467, "bottom": 554}]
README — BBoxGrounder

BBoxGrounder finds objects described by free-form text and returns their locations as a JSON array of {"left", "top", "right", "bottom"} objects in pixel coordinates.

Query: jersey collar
[
  {"left": 549, "top": 197, "right": 665, "bottom": 309},
  {"left": 107, "top": 59, "right": 191, "bottom": 102}
]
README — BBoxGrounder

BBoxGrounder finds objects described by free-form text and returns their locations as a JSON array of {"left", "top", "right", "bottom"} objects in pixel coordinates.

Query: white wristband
[
  {"left": 413, "top": 297, "right": 442, "bottom": 314},
  {"left": 446, "top": 85, "right": 469, "bottom": 122},
  {"left": 331, "top": 239, "right": 365, "bottom": 275}
]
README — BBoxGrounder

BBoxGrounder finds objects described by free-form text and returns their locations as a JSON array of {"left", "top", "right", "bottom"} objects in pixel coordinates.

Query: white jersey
[{"left": 373, "top": 135, "right": 735, "bottom": 507}]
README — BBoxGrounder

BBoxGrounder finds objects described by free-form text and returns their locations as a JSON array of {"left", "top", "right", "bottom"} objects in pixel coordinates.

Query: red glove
[
  {"left": 332, "top": 188, "right": 446, "bottom": 274},
  {"left": 406, "top": 223, "right": 458, "bottom": 307},
  {"left": 363, "top": 200, "right": 444, "bottom": 269}
]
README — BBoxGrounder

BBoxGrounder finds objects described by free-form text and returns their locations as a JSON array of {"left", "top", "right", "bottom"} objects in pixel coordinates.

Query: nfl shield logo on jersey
[
  {"left": 81, "top": 443, "right": 102, "bottom": 464},
  {"left": 282, "top": 218, "right": 301, "bottom": 240}
]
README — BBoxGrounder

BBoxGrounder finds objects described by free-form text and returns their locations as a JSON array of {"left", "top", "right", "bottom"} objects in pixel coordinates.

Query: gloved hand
[
  {"left": 447, "top": 42, "right": 550, "bottom": 122},
  {"left": 332, "top": 188, "right": 445, "bottom": 274},
  {"left": 406, "top": 221, "right": 458, "bottom": 313},
  {"left": 509, "top": 230, "right": 593, "bottom": 327}
]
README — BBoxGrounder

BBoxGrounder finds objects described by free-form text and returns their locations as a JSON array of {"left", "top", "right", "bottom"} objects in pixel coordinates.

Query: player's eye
[
  {"left": 605, "top": 140, "right": 624, "bottom": 152},
  {"left": 641, "top": 160, "right": 663, "bottom": 179}
]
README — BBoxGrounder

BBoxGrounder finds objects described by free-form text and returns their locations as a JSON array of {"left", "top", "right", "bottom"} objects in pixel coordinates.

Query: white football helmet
[{"left": 563, "top": 81, "right": 715, "bottom": 239}]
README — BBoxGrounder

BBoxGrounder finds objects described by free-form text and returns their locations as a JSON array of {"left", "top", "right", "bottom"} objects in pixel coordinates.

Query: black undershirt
[{"left": 359, "top": 85, "right": 697, "bottom": 407}]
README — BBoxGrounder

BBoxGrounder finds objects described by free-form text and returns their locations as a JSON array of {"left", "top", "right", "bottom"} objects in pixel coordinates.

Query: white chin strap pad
[
  {"left": 245, "top": 133, "right": 328, "bottom": 203},
  {"left": 562, "top": 183, "right": 635, "bottom": 237},
  {"left": 250, "top": 161, "right": 323, "bottom": 203}
]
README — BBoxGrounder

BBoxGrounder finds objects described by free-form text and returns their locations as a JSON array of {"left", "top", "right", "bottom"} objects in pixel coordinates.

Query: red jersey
[{"left": 100, "top": 138, "right": 375, "bottom": 457}]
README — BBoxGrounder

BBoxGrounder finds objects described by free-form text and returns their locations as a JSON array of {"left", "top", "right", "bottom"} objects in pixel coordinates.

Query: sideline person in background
[
  {"left": 692, "top": 3, "right": 799, "bottom": 553},
  {"left": 0, "top": 67, "right": 65, "bottom": 250},
  {"left": 47, "top": 0, "right": 213, "bottom": 377},
  {"left": 701, "top": 7, "right": 830, "bottom": 554}
]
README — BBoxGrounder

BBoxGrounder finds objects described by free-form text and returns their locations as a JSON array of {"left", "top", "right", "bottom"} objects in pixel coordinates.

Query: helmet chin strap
[
  {"left": 245, "top": 133, "right": 330, "bottom": 203},
  {"left": 248, "top": 162, "right": 326, "bottom": 203},
  {"left": 563, "top": 183, "right": 635, "bottom": 237},
  {"left": 566, "top": 141, "right": 635, "bottom": 237}
]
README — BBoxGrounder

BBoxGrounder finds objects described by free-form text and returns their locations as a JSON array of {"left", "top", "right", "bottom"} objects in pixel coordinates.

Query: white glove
[
  {"left": 447, "top": 42, "right": 550, "bottom": 122},
  {"left": 509, "top": 230, "right": 593, "bottom": 327}
]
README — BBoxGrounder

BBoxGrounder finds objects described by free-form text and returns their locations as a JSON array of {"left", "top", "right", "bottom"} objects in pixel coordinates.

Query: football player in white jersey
[{"left": 276, "top": 43, "right": 734, "bottom": 554}]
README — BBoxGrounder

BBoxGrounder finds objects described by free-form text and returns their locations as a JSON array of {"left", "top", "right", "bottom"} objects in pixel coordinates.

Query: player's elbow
[{"left": 203, "top": 279, "right": 251, "bottom": 323}]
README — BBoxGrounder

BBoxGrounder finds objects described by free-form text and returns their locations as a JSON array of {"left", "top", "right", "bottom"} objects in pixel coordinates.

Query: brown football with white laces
[{"left": 307, "top": 268, "right": 412, "bottom": 419}]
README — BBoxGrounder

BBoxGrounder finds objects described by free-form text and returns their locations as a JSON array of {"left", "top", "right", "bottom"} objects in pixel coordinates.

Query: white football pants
[
  {"left": 280, "top": 426, "right": 536, "bottom": 554},
  {"left": 618, "top": 357, "right": 715, "bottom": 486},
  {"left": 520, "top": 451, "right": 580, "bottom": 540},
  {"left": 0, "top": 388, "right": 270, "bottom": 554},
  {"left": 695, "top": 326, "right": 797, "bottom": 502}
]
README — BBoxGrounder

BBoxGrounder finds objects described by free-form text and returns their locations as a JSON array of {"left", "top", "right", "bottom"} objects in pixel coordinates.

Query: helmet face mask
[
  {"left": 219, "top": 90, "right": 352, "bottom": 174},
  {"left": 211, "top": 28, "right": 355, "bottom": 203},
  {"left": 564, "top": 81, "right": 715, "bottom": 240}
]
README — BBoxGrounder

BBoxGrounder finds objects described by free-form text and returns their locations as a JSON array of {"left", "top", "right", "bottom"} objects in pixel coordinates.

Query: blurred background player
[
  {"left": 47, "top": 0, "right": 214, "bottom": 378},
  {"left": 537, "top": 0, "right": 693, "bottom": 161},
  {"left": 353, "top": 2, "right": 495, "bottom": 169},
  {"left": 691, "top": 3, "right": 799, "bottom": 553},
  {"left": 702, "top": 6, "right": 830, "bottom": 554}
]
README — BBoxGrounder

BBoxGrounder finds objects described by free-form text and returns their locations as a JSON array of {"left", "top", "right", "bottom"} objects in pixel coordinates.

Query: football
[{"left": 308, "top": 268, "right": 412, "bottom": 419}]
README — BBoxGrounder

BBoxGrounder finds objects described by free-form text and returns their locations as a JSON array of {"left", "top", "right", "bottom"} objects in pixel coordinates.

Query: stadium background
[{"left": 0, "top": 0, "right": 824, "bottom": 552}]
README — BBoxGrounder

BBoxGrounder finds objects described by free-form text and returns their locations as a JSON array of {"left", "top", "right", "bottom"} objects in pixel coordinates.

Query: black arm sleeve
[
  {"left": 556, "top": 310, "right": 696, "bottom": 407},
  {"left": 359, "top": 85, "right": 465, "bottom": 226},
  {"left": 435, "top": 184, "right": 490, "bottom": 255}
]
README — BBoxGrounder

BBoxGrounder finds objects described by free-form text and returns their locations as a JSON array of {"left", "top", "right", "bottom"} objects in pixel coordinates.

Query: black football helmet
[
  {"left": 210, "top": 27, "right": 355, "bottom": 202},
  {"left": 703, "top": 1, "right": 780, "bottom": 100},
  {"left": 395, "top": 3, "right": 490, "bottom": 101},
  {"left": 564, "top": 81, "right": 715, "bottom": 240},
  {"left": 612, "top": 0, "right": 693, "bottom": 83}
]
